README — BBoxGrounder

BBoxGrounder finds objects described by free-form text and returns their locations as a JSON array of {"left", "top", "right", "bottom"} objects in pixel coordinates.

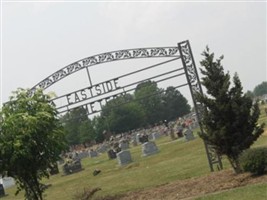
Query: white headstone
[{"left": 0, "top": 177, "right": 15, "bottom": 189}]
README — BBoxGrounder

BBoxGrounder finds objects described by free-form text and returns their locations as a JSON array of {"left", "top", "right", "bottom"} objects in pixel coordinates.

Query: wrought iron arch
[
  {"left": 31, "top": 47, "right": 180, "bottom": 92},
  {"left": 31, "top": 40, "right": 222, "bottom": 172}
]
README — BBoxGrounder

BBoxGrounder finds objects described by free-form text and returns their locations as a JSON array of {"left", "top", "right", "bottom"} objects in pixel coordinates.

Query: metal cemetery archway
[{"left": 31, "top": 40, "right": 222, "bottom": 172}]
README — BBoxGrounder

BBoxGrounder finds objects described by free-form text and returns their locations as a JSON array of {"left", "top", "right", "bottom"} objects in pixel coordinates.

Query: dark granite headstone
[
  {"left": 107, "top": 149, "right": 117, "bottom": 159},
  {"left": 49, "top": 163, "right": 59, "bottom": 175},
  {"left": 62, "top": 160, "right": 82, "bottom": 175},
  {"left": 0, "top": 184, "right": 5, "bottom": 197}
]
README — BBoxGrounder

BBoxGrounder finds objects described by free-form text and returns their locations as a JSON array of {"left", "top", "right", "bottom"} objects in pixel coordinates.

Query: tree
[
  {"left": 197, "top": 47, "right": 265, "bottom": 173},
  {"left": 108, "top": 102, "right": 146, "bottom": 133},
  {"left": 253, "top": 81, "right": 267, "bottom": 97},
  {"left": 60, "top": 107, "right": 91, "bottom": 145},
  {"left": 0, "top": 88, "right": 66, "bottom": 200},
  {"left": 134, "top": 81, "right": 164, "bottom": 125},
  {"left": 162, "top": 86, "right": 191, "bottom": 121},
  {"left": 100, "top": 94, "right": 145, "bottom": 133},
  {"left": 244, "top": 90, "right": 255, "bottom": 99},
  {"left": 79, "top": 119, "right": 96, "bottom": 144}
]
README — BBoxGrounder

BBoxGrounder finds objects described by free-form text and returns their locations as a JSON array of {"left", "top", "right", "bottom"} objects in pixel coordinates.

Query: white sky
[{"left": 1, "top": 1, "right": 267, "bottom": 108}]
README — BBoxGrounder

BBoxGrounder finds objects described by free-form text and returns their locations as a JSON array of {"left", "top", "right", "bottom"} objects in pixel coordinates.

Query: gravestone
[
  {"left": 62, "top": 160, "right": 82, "bottom": 175},
  {"left": 184, "top": 129, "right": 195, "bottom": 141},
  {"left": 0, "top": 177, "right": 15, "bottom": 189},
  {"left": 89, "top": 150, "right": 98, "bottom": 158},
  {"left": 119, "top": 140, "right": 129, "bottom": 150},
  {"left": 117, "top": 150, "right": 132, "bottom": 166},
  {"left": 77, "top": 151, "right": 88, "bottom": 159},
  {"left": 136, "top": 133, "right": 141, "bottom": 144},
  {"left": 142, "top": 141, "right": 159, "bottom": 157},
  {"left": 148, "top": 133, "right": 153, "bottom": 141},
  {"left": 139, "top": 134, "right": 149, "bottom": 144},
  {"left": 152, "top": 132, "right": 161, "bottom": 140},
  {"left": 49, "top": 163, "right": 59, "bottom": 175},
  {"left": 107, "top": 149, "right": 117, "bottom": 159},
  {"left": 0, "top": 184, "right": 4, "bottom": 197},
  {"left": 97, "top": 143, "right": 109, "bottom": 153},
  {"left": 131, "top": 137, "right": 138, "bottom": 147}
]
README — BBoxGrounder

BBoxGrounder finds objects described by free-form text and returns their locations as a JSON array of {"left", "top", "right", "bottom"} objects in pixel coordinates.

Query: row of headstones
[
  {"left": 108, "top": 141, "right": 159, "bottom": 166},
  {"left": 60, "top": 128, "right": 195, "bottom": 173},
  {"left": 95, "top": 132, "right": 159, "bottom": 155},
  {"left": 134, "top": 132, "right": 161, "bottom": 145}
]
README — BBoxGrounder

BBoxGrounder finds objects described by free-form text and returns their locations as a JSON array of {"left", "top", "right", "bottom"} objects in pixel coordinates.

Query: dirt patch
[{"left": 113, "top": 170, "right": 267, "bottom": 200}]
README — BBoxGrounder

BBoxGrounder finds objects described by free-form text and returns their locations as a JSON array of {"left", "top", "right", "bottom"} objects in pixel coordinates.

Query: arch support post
[{"left": 178, "top": 40, "right": 223, "bottom": 172}]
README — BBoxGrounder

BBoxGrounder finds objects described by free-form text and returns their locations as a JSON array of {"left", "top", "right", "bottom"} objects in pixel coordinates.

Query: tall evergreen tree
[{"left": 197, "top": 47, "right": 265, "bottom": 173}]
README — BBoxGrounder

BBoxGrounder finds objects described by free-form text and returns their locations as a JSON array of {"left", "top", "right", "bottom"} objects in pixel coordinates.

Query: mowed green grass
[{"left": 3, "top": 105, "right": 267, "bottom": 200}]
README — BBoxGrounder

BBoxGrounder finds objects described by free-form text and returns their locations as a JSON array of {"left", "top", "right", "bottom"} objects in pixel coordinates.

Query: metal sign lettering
[{"left": 66, "top": 78, "right": 120, "bottom": 105}]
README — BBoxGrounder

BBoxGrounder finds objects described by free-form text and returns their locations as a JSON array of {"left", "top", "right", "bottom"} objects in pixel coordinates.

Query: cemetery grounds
[{"left": 2, "top": 105, "right": 267, "bottom": 200}]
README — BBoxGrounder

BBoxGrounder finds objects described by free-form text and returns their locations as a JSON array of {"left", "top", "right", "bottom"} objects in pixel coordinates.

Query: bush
[{"left": 239, "top": 147, "right": 267, "bottom": 175}]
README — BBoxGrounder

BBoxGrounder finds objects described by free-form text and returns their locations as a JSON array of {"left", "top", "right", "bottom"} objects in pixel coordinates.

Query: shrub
[{"left": 239, "top": 147, "right": 267, "bottom": 175}]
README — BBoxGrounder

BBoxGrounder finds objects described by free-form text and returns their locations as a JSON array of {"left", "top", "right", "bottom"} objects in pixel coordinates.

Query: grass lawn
[{"left": 2, "top": 105, "right": 267, "bottom": 200}]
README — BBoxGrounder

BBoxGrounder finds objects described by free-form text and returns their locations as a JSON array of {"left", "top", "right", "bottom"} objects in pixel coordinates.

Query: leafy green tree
[
  {"left": 79, "top": 119, "right": 96, "bottom": 144},
  {"left": 107, "top": 101, "right": 146, "bottom": 133},
  {"left": 253, "top": 81, "right": 267, "bottom": 97},
  {"left": 134, "top": 81, "right": 164, "bottom": 125},
  {"left": 162, "top": 86, "right": 191, "bottom": 121},
  {"left": 197, "top": 47, "right": 265, "bottom": 173},
  {"left": 91, "top": 116, "right": 107, "bottom": 143},
  {"left": 100, "top": 94, "right": 145, "bottom": 133},
  {"left": 60, "top": 107, "right": 91, "bottom": 145},
  {"left": 0, "top": 88, "right": 66, "bottom": 200}
]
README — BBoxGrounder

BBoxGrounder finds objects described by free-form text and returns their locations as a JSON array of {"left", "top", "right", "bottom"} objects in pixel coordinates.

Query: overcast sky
[{"left": 1, "top": 1, "right": 266, "bottom": 108}]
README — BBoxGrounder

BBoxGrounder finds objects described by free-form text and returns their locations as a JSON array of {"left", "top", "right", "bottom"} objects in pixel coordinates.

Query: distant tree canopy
[
  {"left": 60, "top": 107, "right": 95, "bottom": 145},
  {"left": 61, "top": 80, "right": 191, "bottom": 144},
  {"left": 253, "top": 81, "right": 267, "bottom": 97},
  {"left": 244, "top": 90, "right": 255, "bottom": 99}
]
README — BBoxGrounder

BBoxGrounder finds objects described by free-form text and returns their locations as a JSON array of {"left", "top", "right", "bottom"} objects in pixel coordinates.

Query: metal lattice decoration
[
  {"left": 178, "top": 41, "right": 223, "bottom": 171},
  {"left": 29, "top": 40, "right": 222, "bottom": 172},
  {"left": 31, "top": 47, "right": 180, "bottom": 92}
]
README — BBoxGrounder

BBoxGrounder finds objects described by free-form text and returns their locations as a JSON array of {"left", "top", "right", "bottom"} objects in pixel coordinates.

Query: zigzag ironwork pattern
[
  {"left": 178, "top": 40, "right": 223, "bottom": 172},
  {"left": 31, "top": 47, "right": 179, "bottom": 92}
]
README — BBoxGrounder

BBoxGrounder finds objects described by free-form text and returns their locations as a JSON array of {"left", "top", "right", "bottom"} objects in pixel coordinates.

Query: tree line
[
  {"left": 245, "top": 81, "right": 267, "bottom": 99},
  {"left": 60, "top": 81, "right": 191, "bottom": 145}
]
